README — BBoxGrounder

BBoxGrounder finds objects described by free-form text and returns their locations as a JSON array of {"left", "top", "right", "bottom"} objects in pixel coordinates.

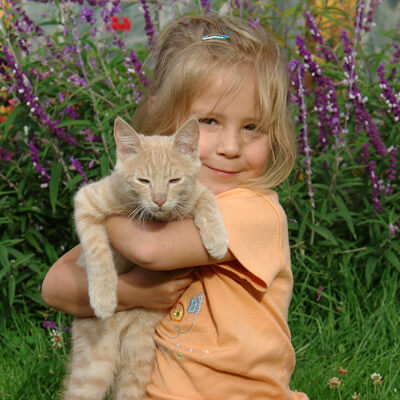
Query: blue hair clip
[{"left": 202, "top": 34, "right": 230, "bottom": 41}]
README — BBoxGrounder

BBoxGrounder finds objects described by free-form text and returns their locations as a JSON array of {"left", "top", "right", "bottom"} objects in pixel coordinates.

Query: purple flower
[
  {"left": 200, "top": 0, "right": 211, "bottom": 14},
  {"left": 140, "top": 0, "right": 157, "bottom": 50},
  {"left": 295, "top": 34, "right": 343, "bottom": 151},
  {"left": 361, "top": 0, "right": 383, "bottom": 32},
  {"left": 42, "top": 320, "right": 58, "bottom": 330},
  {"left": 288, "top": 59, "right": 315, "bottom": 208},
  {"left": 80, "top": 6, "right": 96, "bottom": 25},
  {"left": 377, "top": 64, "right": 400, "bottom": 122},
  {"left": 316, "top": 286, "right": 324, "bottom": 302},
  {"left": 68, "top": 74, "right": 87, "bottom": 87},
  {"left": 0, "top": 46, "right": 76, "bottom": 146},
  {"left": 0, "top": 147, "right": 13, "bottom": 164},
  {"left": 80, "top": 128, "right": 101, "bottom": 143},
  {"left": 69, "top": 156, "right": 88, "bottom": 183},
  {"left": 302, "top": 3, "right": 335, "bottom": 62},
  {"left": 341, "top": 30, "right": 387, "bottom": 158},
  {"left": 28, "top": 141, "right": 50, "bottom": 186}
]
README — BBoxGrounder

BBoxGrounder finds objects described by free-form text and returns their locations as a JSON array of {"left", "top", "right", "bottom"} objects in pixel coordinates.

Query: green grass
[{"left": 1, "top": 262, "right": 399, "bottom": 400}]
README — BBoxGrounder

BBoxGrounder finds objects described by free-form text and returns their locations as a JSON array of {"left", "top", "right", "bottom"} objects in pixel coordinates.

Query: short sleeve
[{"left": 216, "top": 188, "right": 286, "bottom": 292}]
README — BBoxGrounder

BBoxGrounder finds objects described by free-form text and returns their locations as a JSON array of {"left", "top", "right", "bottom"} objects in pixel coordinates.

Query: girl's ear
[
  {"left": 173, "top": 118, "right": 199, "bottom": 158},
  {"left": 114, "top": 117, "right": 143, "bottom": 160}
]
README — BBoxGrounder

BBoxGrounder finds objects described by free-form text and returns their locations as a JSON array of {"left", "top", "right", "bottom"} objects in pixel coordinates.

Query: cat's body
[{"left": 63, "top": 118, "right": 228, "bottom": 400}]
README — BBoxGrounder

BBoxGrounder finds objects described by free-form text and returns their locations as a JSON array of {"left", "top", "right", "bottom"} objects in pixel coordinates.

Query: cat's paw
[
  {"left": 89, "top": 280, "right": 118, "bottom": 320},
  {"left": 202, "top": 229, "right": 229, "bottom": 260}
]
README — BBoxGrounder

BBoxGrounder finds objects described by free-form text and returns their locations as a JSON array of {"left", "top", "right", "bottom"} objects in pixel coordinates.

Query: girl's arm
[
  {"left": 41, "top": 244, "right": 194, "bottom": 317},
  {"left": 105, "top": 216, "right": 233, "bottom": 270}
]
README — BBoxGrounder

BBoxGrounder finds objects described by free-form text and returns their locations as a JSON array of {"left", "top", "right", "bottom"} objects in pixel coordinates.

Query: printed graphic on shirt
[
  {"left": 158, "top": 292, "right": 205, "bottom": 340},
  {"left": 169, "top": 301, "right": 184, "bottom": 322},
  {"left": 187, "top": 293, "right": 203, "bottom": 314}
]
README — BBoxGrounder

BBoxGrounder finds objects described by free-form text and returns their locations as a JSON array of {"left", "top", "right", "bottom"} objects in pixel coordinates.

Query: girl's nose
[{"left": 217, "top": 127, "right": 241, "bottom": 158}]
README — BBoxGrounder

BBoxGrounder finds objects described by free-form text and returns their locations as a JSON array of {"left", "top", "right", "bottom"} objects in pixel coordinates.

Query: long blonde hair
[{"left": 133, "top": 15, "right": 296, "bottom": 190}]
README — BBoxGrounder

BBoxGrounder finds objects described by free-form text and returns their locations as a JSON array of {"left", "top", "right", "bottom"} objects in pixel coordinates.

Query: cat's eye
[
  {"left": 137, "top": 178, "right": 150, "bottom": 185},
  {"left": 169, "top": 178, "right": 181, "bottom": 184}
]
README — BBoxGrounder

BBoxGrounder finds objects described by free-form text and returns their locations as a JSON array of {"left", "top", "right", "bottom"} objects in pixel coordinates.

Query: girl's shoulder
[{"left": 217, "top": 187, "right": 286, "bottom": 220}]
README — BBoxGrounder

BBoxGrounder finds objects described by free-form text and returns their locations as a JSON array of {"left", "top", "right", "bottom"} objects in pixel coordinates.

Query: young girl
[{"left": 42, "top": 15, "right": 309, "bottom": 400}]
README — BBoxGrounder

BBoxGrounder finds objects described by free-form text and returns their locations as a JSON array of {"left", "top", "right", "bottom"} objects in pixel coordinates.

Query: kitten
[{"left": 63, "top": 117, "right": 228, "bottom": 400}]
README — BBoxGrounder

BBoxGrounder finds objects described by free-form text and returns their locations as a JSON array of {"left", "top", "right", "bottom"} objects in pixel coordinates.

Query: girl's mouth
[{"left": 206, "top": 165, "right": 239, "bottom": 177}]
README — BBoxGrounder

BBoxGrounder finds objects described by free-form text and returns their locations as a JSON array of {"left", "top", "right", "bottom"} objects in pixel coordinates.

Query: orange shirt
[{"left": 145, "top": 188, "right": 309, "bottom": 400}]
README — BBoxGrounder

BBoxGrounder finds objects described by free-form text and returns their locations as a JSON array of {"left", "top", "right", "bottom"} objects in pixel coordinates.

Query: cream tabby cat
[{"left": 63, "top": 117, "right": 228, "bottom": 400}]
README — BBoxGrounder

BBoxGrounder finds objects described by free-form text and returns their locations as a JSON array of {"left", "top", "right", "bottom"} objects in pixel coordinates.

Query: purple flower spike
[
  {"left": 302, "top": 2, "right": 335, "bottom": 62},
  {"left": 69, "top": 156, "right": 88, "bottom": 184},
  {"left": 377, "top": 64, "right": 400, "bottom": 122},
  {"left": 28, "top": 141, "right": 50, "bottom": 186},
  {"left": 140, "top": 0, "right": 157, "bottom": 50},
  {"left": 295, "top": 34, "right": 343, "bottom": 150},
  {"left": 288, "top": 59, "right": 315, "bottom": 208}
]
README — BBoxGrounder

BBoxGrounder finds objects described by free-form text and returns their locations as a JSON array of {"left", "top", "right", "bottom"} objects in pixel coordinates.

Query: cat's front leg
[
  {"left": 77, "top": 224, "right": 119, "bottom": 319},
  {"left": 86, "top": 253, "right": 118, "bottom": 320},
  {"left": 193, "top": 187, "right": 229, "bottom": 260}
]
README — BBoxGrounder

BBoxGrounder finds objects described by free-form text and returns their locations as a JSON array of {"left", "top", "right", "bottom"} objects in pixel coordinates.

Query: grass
[{"left": 1, "top": 260, "right": 399, "bottom": 400}]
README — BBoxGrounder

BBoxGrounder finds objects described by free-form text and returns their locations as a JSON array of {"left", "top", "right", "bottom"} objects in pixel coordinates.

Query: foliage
[{"left": 0, "top": 0, "right": 399, "bottom": 338}]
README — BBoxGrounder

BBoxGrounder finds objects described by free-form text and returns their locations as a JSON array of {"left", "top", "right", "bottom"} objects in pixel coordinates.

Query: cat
[{"left": 62, "top": 117, "right": 229, "bottom": 400}]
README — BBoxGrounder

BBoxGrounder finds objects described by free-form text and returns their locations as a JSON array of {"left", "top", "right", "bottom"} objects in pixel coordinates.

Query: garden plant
[{"left": 0, "top": 0, "right": 399, "bottom": 399}]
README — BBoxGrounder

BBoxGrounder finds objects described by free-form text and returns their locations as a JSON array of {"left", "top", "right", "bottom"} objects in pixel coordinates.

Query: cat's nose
[
  {"left": 153, "top": 194, "right": 166, "bottom": 207},
  {"left": 154, "top": 199, "right": 165, "bottom": 207}
]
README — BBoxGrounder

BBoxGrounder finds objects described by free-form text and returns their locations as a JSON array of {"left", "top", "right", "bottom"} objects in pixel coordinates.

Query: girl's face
[{"left": 190, "top": 69, "right": 270, "bottom": 195}]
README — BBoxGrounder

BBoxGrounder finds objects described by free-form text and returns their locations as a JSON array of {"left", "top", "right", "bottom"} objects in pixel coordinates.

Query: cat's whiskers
[{"left": 172, "top": 203, "right": 191, "bottom": 221}]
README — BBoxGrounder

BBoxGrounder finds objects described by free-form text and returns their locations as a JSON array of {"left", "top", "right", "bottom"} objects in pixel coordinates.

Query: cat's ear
[
  {"left": 114, "top": 117, "right": 143, "bottom": 160},
  {"left": 173, "top": 118, "right": 199, "bottom": 158}
]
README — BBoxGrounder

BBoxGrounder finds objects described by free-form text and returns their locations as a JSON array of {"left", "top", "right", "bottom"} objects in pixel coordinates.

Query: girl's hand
[{"left": 120, "top": 266, "right": 194, "bottom": 310}]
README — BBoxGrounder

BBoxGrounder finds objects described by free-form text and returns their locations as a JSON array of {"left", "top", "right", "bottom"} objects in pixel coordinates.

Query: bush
[{"left": 0, "top": 0, "right": 399, "bottom": 325}]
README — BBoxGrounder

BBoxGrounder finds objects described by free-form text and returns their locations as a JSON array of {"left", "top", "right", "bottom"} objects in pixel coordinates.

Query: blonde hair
[{"left": 133, "top": 15, "right": 296, "bottom": 190}]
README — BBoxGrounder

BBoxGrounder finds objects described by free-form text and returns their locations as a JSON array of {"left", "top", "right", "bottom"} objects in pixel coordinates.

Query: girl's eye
[
  {"left": 199, "top": 118, "right": 217, "bottom": 126},
  {"left": 138, "top": 178, "right": 150, "bottom": 184},
  {"left": 244, "top": 124, "right": 257, "bottom": 131},
  {"left": 169, "top": 178, "right": 181, "bottom": 184}
]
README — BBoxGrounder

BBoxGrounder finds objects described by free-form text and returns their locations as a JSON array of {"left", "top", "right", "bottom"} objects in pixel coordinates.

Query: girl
[{"left": 42, "top": 15, "right": 309, "bottom": 400}]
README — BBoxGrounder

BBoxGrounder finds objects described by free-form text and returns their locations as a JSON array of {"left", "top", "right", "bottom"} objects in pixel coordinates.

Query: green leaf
[
  {"left": 25, "top": 230, "right": 42, "bottom": 254},
  {"left": 365, "top": 256, "right": 377, "bottom": 288},
  {"left": 44, "top": 242, "right": 58, "bottom": 265},
  {"left": 0, "top": 244, "right": 10, "bottom": 269},
  {"left": 8, "top": 274, "right": 16, "bottom": 307},
  {"left": 383, "top": 250, "right": 400, "bottom": 272},
  {"left": 49, "top": 161, "right": 63, "bottom": 214},
  {"left": 13, "top": 253, "right": 34, "bottom": 269},
  {"left": 335, "top": 195, "right": 357, "bottom": 239},
  {"left": 311, "top": 225, "right": 339, "bottom": 246},
  {"left": 0, "top": 245, "right": 10, "bottom": 281},
  {"left": 56, "top": 120, "right": 93, "bottom": 128},
  {"left": 101, "top": 153, "right": 110, "bottom": 177}
]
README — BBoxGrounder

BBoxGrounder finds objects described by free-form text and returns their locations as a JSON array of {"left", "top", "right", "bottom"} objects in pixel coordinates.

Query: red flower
[{"left": 111, "top": 17, "right": 131, "bottom": 31}]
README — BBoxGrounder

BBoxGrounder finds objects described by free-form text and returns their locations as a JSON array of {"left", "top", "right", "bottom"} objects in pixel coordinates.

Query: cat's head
[{"left": 113, "top": 117, "right": 201, "bottom": 220}]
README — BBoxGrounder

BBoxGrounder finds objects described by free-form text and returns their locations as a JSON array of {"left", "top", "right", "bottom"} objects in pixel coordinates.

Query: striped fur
[{"left": 63, "top": 118, "right": 228, "bottom": 399}]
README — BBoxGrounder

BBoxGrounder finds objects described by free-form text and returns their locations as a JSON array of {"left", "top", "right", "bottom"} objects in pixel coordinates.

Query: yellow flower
[{"left": 0, "top": 0, "right": 12, "bottom": 28}]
